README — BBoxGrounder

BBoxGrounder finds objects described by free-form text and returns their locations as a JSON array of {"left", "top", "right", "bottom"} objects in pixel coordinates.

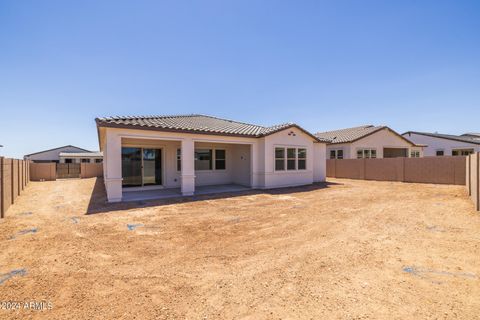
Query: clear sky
[{"left": 1, "top": 0, "right": 479, "bottom": 158}]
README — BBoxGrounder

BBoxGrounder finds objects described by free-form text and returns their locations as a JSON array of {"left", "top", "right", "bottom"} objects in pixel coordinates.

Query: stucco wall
[
  {"left": 262, "top": 127, "right": 316, "bottom": 188},
  {"left": 327, "top": 129, "right": 417, "bottom": 159},
  {"left": 349, "top": 129, "right": 414, "bottom": 158},
  {"left": 402, "top": 133, "right": 480, "bottom": 157}
]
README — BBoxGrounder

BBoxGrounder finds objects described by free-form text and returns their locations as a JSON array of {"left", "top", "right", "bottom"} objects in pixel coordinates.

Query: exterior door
[
  {"left": 142, "top": 149, "right": 162, "bottom": 186},
  {"left": 121, "top": 147, "right": 162, "bottom": 187}
]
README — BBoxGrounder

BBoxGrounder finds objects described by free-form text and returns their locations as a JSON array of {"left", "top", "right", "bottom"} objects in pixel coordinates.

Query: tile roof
[
  {"left": 96, "top": 114, "right": 327, "bottom": 142},
  {"left": 315, "top": 125, "right": 387, "bottom": 144},
  {"left": 403, "top": 131, "right": 480, "bottom": 145},
  {"left": 24, "top": 145, "right": 92, "bottom": 157}
]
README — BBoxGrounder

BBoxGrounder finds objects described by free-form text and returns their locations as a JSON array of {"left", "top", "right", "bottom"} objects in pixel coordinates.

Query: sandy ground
[{"left": 0, "top": 178, "right": 479, "bottom": 319}]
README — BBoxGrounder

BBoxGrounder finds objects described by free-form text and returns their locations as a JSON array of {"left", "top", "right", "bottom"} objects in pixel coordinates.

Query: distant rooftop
[{"left": 403, "top": 131, "right": 480, "bottom": 145}]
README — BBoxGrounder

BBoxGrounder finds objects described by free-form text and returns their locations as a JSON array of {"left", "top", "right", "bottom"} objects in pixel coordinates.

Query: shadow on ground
[{"left": 86, "top": 178, "right": 342, "bottom": 215}]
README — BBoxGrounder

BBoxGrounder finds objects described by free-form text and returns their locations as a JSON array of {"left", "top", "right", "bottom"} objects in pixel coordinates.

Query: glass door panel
[
  {"left": 121, "top": 147, "right": 142, "bottom": 187},
  {"left": 143, "top": 149, "right": 162, "bottom": 186}
]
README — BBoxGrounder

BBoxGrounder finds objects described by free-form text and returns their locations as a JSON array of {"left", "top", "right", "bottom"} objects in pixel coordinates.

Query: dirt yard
[{"left": 0, "top": 178, "right": 479, "bottom": 319}]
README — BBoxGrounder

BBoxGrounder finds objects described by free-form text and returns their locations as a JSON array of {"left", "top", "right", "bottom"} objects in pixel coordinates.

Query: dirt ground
[{"left": 0, "top": 178, "right": 479, "bottom": 319}]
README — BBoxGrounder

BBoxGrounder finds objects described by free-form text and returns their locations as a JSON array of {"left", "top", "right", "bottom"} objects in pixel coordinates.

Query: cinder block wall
[{"left": 0, "top": 157, "right": 31, "bottom": 218}]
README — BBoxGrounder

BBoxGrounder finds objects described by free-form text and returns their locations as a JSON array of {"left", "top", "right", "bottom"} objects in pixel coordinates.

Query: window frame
[
  {"left": 193, "top": 148, "right": 226, "bottom": 171},
  {"left": 274, "top": 146, "right": 308, "bottom": 172},
  {"left": 329, "top": 149, "right": 343, "bottom": 160},
  {"left": 297, "top": 148, "right": 307, "bottom": 170},
  {"left": 214, "top": 149, "right": 226, "bottom": 170},
  {"left": 410, "top": 150, "right": 420, "bottom": 158},
  {"left": 356, "top": 148, "right": 377, "bottom": 159},
  {"left": 176, "top": 148, "right": 181, "bottom": 171}
]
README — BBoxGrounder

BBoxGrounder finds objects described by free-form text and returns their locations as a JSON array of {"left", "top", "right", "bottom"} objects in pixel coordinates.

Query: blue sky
[{"left": 1, "top": 0, "right": 479, "bottom": 158}]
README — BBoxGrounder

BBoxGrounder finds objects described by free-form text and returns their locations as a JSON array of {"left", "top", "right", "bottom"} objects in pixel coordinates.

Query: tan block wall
[
  {"left": 30, "top": 163, "right": 56, "bottom": 181},
  {"left": 327, "top": 156, "right": 466, "bottom": 186},
  {"left": 80, "top": 163, "right": 104, "bottom": 178},
  {"left": 365, "top": 158, "right": 404, "bottom": 182},
  {"left": 0, "top": 157, "right": 30, "bottom": 218}
]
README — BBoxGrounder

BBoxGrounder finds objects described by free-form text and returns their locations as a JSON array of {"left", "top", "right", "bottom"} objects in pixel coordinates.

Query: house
[
  {"left": 315, "top": 125, "right": 424, "bottom": 159},
  {"left": 24, "top": 145, "right": 103, "bottom": 163},
  {"left": 402, "top": 131, "right": 480, "bottom": 156},
  {"left": 96, "top": 114, "right": 328, "bottom": 202}
]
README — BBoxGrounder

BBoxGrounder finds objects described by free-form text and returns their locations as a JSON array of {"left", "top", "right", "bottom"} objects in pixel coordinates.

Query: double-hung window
[
  {"left": 357, "top": 149, "right": 376, "bottom": 159},
  {"left": 176, "top": 148, "right": 181, "bottom": 171},
  {"left": 195, "top": 149, "right": 212, "bottom": 170},
  {"left": 275, "top": 148, "right": 285, "bottom": 171},
  {"left": 287, "top": 148, "right": 296, "bottom": 170},
  {"left": 194, "top": 148, "right": 226, "bottom": 170},
  {"left": 215, "top": 149, "right": 226, "bottom": 170},
  {"left": 275, "top": 147, "right": 307, "bottom": 171},
  {"left": 330, "top": 149, "right": 344, "bottom": 159},
  {"left": 297, "top": 148, "right": 307, "bottom": 170},
  {"left": 410, "top": 150, "right": 420, "bottom": 158}
]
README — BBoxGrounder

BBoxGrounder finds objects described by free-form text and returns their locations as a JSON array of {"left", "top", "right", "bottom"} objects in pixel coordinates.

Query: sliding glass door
[
  {"left": 121, "top": 147, "right": 162, "bottom": 188},
  {"left": 142, "top": 149, "right": 162, "bottom": 186}
]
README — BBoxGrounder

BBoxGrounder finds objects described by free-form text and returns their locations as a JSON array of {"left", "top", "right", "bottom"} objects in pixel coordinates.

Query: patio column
[
  {"left": 181, "top": 138, "right": 195, "bottom": 196},
  {"left": 104, "top": 130, "right": 123, "bottom": 202}
]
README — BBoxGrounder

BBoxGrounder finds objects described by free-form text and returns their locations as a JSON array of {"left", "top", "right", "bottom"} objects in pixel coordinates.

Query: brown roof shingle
[{"left": 96, "top": 114, "right": 328, "bottom": 142}]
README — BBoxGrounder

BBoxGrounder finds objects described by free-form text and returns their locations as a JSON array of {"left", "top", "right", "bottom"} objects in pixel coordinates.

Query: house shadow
[{"left": 85, "top": 178, "right": 342, "bottom": 215}]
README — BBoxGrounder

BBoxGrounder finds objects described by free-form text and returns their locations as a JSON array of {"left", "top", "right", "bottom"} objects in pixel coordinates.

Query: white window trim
[
  {"left": 330, "top": 149, "right": 344, "bottom": 159},
  {"left": 274, "top": 146, "right": 307, "bottom": 172},
  {"left": 194, "top": 148, "right": 226, "bottom": 172},
  {"left": 356, "top": 148, "right": 377, "bottom": 159}
]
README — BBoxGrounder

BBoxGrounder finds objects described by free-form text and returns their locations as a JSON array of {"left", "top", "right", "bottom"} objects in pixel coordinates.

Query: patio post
[{"left": 181, "top": 138, "right": 195, "bottom": 196}]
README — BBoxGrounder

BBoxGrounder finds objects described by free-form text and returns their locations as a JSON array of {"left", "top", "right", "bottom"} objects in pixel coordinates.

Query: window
[
  {"left": 95, "top": 159, "right": 103, "bottom": 163},
  {"left": 452, "top": 149, "right": 474, "bottom": 156},
  {"left": 195, "top": 149, "right": 212, "bottom": 170},
  {"left": 330, "top": 149, "right": 343, "bottom": 159},
  {"left": 194, "top": 149, "right": 226, "bottom": 171},
  {"left": 65, "top": 159, "right": 73, "bottom": 164},
  {"left": 287, "top": 148, "right": 296, "bottom": 170},
  {"left": 436, "top": 150, "right": 444, "bottom": 156},
  {"left": 215, "top": 149, "right": 226, "bottom": 170},
  {"left": 410, "top": 151, "right": 420, "bottom": 158},
  {"left": 298, "top": 148, "right": 307, "bottom": 170},
  {"left": 357, "top": 149, "right": 376, "bottom": 159},
  {"left": 275, "top": 147, "right": 307, "bottom": 171},
  {"left": 176, "top": 149, "right": 181, "bottom": 171},
  {"left": 81, "top": 159, "right": 90, "bottom": 163},
  {"left": 275, "top": 148, "right": 285, "bottom": 171}
]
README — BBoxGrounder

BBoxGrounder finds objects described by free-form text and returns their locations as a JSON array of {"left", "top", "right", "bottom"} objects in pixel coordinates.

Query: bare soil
[{"left": 0, "top": 178, "right": 479, "bottom": 319}]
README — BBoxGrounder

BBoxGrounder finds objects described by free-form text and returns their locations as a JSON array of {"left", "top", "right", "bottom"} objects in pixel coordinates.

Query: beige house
[
  {"left": 96, "top": 114, "right": 328, "bottom": 202},
  {"left": 402, "top": 131, "right": 480, "bottom": 157},
  {"left": 316, "top": 125, "right": 424, "bottom": 159}
]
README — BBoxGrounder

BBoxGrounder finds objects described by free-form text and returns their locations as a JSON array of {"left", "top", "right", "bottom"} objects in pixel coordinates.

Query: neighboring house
[
  {"left": 315, "top": 125, "right": 424, "bottom": 159},
  {"left": 24, "top": 145, "right": 102, "bottom": 163},
  {"left": 96, "top": 114, "right": 328, "bottom": 202},
  {"left": 402, "top": 131, "right": 480, "bottom": 156}
]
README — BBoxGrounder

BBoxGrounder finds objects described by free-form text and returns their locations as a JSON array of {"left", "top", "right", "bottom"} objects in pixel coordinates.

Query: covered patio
[
  {"left": 122, "top": 184, "right": 251, "bottom": 202},
  {"left": 118, "top": 135, "right": 253, "bottom": 201}
]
